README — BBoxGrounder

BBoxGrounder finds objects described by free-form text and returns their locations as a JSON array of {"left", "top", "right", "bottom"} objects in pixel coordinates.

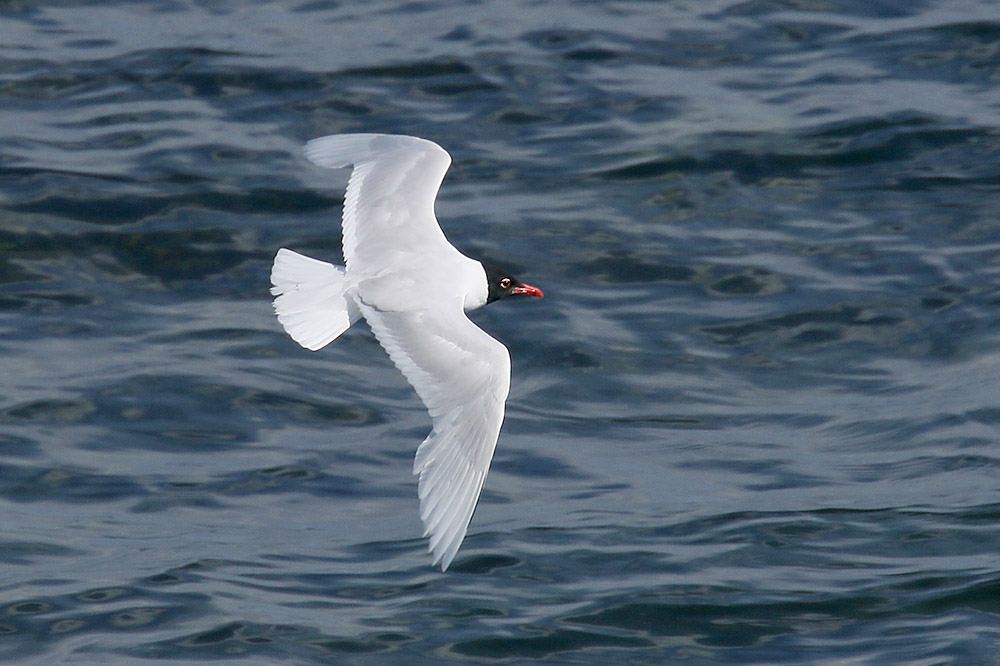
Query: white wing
[
  {"left": 359, "top": 301, "right": 511, "bottom": 571},
  {"left": 303, "top": 134, "right": 458, "bottom": 277}
]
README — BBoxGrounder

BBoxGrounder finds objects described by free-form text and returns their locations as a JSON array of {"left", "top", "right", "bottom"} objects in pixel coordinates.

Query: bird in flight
[{"left": 271, "top": 134, "right": 543, "bottom": 570}]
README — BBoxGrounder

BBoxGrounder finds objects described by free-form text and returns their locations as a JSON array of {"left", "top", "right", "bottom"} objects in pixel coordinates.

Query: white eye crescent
[{"left": 499, "top": 277, "right": 512, "bottom": 289}]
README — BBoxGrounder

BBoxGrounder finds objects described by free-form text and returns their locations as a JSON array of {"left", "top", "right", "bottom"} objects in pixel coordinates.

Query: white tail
[{"left": 270, "top": 248, "right": 360, "bottom": 351}]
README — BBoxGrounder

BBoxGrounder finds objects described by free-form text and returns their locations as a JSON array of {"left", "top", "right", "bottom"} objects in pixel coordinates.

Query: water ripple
[{"left": 3, "top": 0, "right": 1000, "bottom": 664}]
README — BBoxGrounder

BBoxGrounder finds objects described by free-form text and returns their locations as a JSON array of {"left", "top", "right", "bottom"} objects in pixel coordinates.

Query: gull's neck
[{"left": 463, "top": 261, "right": 490, "bottom": 311}]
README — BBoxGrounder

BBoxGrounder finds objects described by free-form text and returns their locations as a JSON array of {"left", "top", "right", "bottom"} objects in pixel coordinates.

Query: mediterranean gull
[{"left": 270, "top": 133, "right": 543, "bottom": 570}]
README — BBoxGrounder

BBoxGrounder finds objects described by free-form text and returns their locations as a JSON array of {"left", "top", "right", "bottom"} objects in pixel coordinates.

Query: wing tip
[
  {"left": 303, "top": 134, "right": 375, "bottom": 169},
  {"left": 430, "top": 537, "right": 461, "bottom": 572},
  {"left": 303, "top": 133, "right": 450, "bottom": 170}
]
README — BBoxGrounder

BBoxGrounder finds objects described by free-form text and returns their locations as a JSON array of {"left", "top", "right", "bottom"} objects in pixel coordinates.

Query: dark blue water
[{"left": 3, "top": 1, "right": 1000, "bottom": 663}]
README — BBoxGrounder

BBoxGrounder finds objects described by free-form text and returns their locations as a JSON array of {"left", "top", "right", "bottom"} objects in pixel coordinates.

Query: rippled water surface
[{"left": 3, "top": 1, "right": 1000, "bottom": 663}]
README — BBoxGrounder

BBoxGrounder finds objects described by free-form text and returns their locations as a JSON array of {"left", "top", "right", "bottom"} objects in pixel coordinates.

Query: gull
[{"left": 270, "top": 134, "right": 543, "bottom": 570}]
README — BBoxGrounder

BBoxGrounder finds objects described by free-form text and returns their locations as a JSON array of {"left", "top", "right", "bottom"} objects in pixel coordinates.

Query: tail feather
[{"left": 270, "top": 248, "right": 359, "bottom": 351}]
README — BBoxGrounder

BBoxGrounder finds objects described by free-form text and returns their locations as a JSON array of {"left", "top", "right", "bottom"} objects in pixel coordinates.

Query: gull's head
[{"left": 483, "top": 264, "right": 544, "bottom": 305}]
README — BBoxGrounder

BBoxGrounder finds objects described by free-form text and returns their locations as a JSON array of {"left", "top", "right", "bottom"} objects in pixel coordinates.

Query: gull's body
[{"left": 270, "top": 134, "right": 542, "bottom": 570}]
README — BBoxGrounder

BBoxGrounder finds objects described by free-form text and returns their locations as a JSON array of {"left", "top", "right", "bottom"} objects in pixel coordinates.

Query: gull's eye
[{"left": 499, "top": 277, "right": 512, "bottom": 289}]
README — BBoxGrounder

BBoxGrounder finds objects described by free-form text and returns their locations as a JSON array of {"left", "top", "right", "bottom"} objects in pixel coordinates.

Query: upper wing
[
  {"left": 303, "top": 134, "right": 456, "bottom": 277},
  {"left": 358, "top": 300, "right": 512, "bottom": 571}
]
